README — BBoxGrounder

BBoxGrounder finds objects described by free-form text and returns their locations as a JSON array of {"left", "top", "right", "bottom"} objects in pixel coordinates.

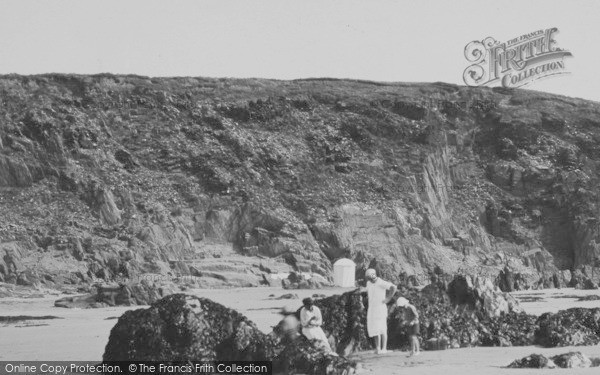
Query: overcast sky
[{"left": 1, "top": 0, "right": 598, "bottom": 102}]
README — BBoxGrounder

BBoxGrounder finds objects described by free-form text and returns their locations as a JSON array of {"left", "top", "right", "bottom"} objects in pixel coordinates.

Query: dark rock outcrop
[
  {"left": 507, "top": 354, "right": 555, "bottom": 369},
  {"left": 446, "top": 275, "right": 522, "bottom": 317},
  {"left": 103, "top": 294, "right": 274, "bottom": 361},
  {"left": 551, "top": 352, "right": 593, "bottom": 368},
  {"left": 535, "top": 308, "right": 600, "bottom": 347},
  {"left": 312, "top": 278, "right": 535, "bottom": 353},
  {"left": 314, "top": 290, "right": 370, "bottom": 356},
  {"left": 296, "top": 280, "right": 600, "bottom": 359},
  {"left": 569, "top": 268, "right": 600, "bottom": 289},
  {"left": 103, "top": 294, "right": 356, "bottom": 374},
  {"left": 316, "top": 277, "right": 600, "bottom": 353},
  {"left": 509, "top": 352, "right": 598, "bottom": 369},
  {"left": 496, "top": 266, "right": 531, "bottom": 291}
]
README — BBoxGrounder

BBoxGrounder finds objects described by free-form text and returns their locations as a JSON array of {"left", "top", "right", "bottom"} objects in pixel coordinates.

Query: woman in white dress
[
  {"left": 300, "top": 297, "right": 334, "bottom": 353},
  {"left": 365, "top": 268, "right": 397, "bottom": 354}
]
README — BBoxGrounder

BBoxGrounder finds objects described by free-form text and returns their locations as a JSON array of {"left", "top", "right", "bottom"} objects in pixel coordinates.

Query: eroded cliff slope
[{"left": 1, "top": 75, "right": 599, "bottom": 290}]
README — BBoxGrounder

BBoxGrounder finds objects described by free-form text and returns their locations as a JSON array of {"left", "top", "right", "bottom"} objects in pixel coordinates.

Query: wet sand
[
  {"left": 351, "top": 345, "right": 600, "bottom": 375},
  {"left": 0, "top": 287, "right": 599, "bottom": 373}
]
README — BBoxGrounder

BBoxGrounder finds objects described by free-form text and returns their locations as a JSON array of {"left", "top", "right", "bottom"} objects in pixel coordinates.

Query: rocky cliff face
[{"left": 1, "top": 75, "right": 599, "bottom": 290}]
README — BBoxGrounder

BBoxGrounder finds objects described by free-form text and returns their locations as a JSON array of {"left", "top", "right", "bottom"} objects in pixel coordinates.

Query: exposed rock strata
[{"left": 1, "top": 75, "right": 600, "bottom": 289}]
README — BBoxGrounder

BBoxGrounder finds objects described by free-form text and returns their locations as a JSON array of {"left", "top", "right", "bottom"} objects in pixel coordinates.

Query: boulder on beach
[
  {"left": 507, "top": 354, "right": 556, "bottom": 369},
  {"left": 103, "top": 294, "right": 274, "bottom": 361},
  {"left": 534, "top": 308, "right": 600, "bottom": 347},
  {"left": 103, "top": 294, "right": 357, "bottom": 374},
  {"left": 479, "top": 312, "right": 537, "bottom": 347},
  {"left": 509, "top": 352, "right": 598, "bottom": 369},
  {"left": 550, "top": 352, "right": 593, "bottom": 368}
]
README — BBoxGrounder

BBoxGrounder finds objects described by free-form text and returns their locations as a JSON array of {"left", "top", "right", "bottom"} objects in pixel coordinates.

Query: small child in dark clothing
[{"left": 396, "top": 297, "right": 420, "bottom": 356}]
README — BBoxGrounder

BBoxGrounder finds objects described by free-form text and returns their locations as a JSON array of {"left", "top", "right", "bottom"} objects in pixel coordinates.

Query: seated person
[{"left": 299, "top": 297, "right": 336, "bottom": 354}]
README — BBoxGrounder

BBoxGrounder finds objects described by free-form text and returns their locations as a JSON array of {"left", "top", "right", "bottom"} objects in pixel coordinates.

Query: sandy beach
[{"left": 1, "top": 287, "right": 599, "bottom": 374}]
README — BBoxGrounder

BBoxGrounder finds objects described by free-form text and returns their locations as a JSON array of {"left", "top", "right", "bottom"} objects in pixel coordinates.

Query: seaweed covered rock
[
  {"left": 273, "top": 337, "right": 357, "bottom": 375},
  {"left": 388, "top": 280, "right": 536, "bottom": 349},
  {"left": 550, "top": 352, "right": 593, "bottom": 368},
  {"left": 535, "top": 308, "right": 600, "bottom": 347},
  {"left": 314, "top": 289, "right": 370, "bottom": 356},
  {"left": 104, "top": 293, "right": 354, "bottom": 374},
  {"left": 478, "top": 312, "right": 537, "bottom": 346},
  {"left": 103, "top": 294, "right": 275, "bottom": 361},
  {"left": 309, "top": 279, "right": 599, "bottom": 355},
  {"left": 508, "top": 351, "right": 599, "bottom": 369},
  {"left": 507, "top": 354, "right": 556, "bottom": 369}
]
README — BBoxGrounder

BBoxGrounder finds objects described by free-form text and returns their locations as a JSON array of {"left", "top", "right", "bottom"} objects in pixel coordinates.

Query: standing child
[{"left": 396, "top": 297, "right": 420, "bottom": 356}]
